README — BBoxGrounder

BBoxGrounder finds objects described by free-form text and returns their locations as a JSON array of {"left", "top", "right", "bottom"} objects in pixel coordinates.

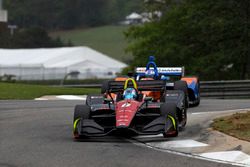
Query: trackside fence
[{"left": 61, "top": 80, "right": 250, "bottom": 99}]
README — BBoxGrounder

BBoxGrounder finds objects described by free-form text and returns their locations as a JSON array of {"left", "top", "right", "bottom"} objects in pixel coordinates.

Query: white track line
[
  {"left": 200, "top": 151, "right": 250, "bottom": 166},
  {"left": 128, "top": 108, "right": 250, "bottom": 166},
  {"left": 191, "top": 108, "right": 250, "bottom": 115},
  {"left": 56, "top": 95, "right": 86, "bottom": 100},
  {"left": 145, "top": 139, "right": 208, "bottom": 149},
  {"left": 127, "top": 138, "right": 249, "bottom": 167},
  {"left": 35, "top": 95, "right": 87, "bottom": 100},
  {"left": 34, "top": 97, "right": 49, "bottom": 100}
]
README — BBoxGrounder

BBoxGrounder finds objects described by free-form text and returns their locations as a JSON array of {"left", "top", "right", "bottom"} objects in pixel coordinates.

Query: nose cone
[{"left": 116, "top": 100, "right": 140, "bottom": 128}]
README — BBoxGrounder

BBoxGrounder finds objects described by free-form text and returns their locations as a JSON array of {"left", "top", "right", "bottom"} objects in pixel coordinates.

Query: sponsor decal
[
  {"left": 166, "top": 83, "right": 174, "bottom": 86},
  {"left": 117, "top": 119, "right": 129, "bottom": 122},
  {"left": 136, "top": 67, "right": 183, "bottom": 74},
  {"left": 91, "top": 96, "right": 103, "bottom": 99},
  {"left": 166, "top": 93, "right": 179, "bottom": 97},
  {"left": 121, "top": 103, "right": 131, "bottom": 108},
  {"left": 119, "top": 115, "right": 128, "bottom": 118},
  {"left": 158, "top": 67, "right": 182, "bottom": 73}
]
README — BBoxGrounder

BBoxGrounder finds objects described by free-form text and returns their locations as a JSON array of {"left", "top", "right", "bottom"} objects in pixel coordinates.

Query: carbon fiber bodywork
[{"left": 73, "top": 79, "right": 186, "bottom": 138}]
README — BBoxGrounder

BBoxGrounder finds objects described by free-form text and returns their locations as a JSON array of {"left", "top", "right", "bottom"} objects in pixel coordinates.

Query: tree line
[
  {"left": 3, "top": 0, "right": 144, "bottom": 29},
  {"left": 125, "top": 0, "right": 250, "bottom": 80},
  {"left": 1, "top": 0, "right": 143, "bottom": 48},
  {"left": 0, "top": 27, "right": 70, "bottom": 48},
  {"left": 2, "top": 0, "right": 250, "bottom": 80}
]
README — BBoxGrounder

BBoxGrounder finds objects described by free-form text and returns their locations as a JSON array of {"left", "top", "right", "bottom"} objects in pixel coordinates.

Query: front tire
[
  {"left": 160, "top": 102, "right": 179, "bottom": 137},
  {"left": 73, "top": 105, "right": 90, "bottom": 139}
]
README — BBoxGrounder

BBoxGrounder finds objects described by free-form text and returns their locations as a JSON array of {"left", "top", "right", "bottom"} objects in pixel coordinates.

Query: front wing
[{"left": 74, "top": 113, "right": 175, "bottom": 137}]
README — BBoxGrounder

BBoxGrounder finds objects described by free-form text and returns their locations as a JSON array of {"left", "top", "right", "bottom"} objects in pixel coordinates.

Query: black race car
[{"left": 73, "top": 78, "right": 187, "bottom": 139}]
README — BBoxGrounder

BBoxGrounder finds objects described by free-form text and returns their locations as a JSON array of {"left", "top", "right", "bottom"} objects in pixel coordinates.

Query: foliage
[
  {"left": 3, "top": 0, "right": 144, "bottom": 29},
  {"left": 126, "top": 0, "right": 250, "bottom": 80},
  {"left": 0, "top": 27, "right": 67, "bottom": 48}
]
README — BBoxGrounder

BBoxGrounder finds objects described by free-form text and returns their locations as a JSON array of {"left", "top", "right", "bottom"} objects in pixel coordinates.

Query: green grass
[
  {"left": 50, "top": 25, "right": 132, "bottom": 63},
  {"left": 0, "top": 82, "right": 99, "bottom": 100},
  {"left": 213, "top": 112, "right": 250, "bottom": 142}
]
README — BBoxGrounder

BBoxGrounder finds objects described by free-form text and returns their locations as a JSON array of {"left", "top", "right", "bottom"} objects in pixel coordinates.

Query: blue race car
[{"left": 135, "top": 56, "right": 200, "bottom": 107}]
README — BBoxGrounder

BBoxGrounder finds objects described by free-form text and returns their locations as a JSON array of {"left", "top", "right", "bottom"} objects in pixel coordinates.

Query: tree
[
  {"left": 3, "top": 0, "right": 144, "bottom": 29},
  {"left": 126, "top": 0, "right": 250, "bottom": 80},
  {"left": 0, "top": 27, "right": 66, "bottom": 48}
]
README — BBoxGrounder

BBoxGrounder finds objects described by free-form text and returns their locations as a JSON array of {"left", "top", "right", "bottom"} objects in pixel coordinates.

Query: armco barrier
[
  {"left": 200, "top": 80, "right": 250, "bottom": 99},
  {"left": 62, "top": 80, "right": 250, "bottom": 99}
]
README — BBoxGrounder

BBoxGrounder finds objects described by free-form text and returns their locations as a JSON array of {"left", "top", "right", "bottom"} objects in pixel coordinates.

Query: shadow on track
[{"left": 73, "top": 136, "right": 130, "bottom": 143}]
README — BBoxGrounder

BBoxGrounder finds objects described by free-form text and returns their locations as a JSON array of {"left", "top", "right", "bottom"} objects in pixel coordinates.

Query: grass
[
  {"left": 0, "top": 82, "right": 99, "bottom": 100},
  {"left": 212, "top": 112, "right": 250, "bottom": 142},
  {"left": 49, "top": 25, "right": 132, "bottom": 63}
]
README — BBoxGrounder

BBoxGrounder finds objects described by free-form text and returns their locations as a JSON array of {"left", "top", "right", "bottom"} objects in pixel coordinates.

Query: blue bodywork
[{"left": 135, "top": 56, "right": 200, "bottom": 106}]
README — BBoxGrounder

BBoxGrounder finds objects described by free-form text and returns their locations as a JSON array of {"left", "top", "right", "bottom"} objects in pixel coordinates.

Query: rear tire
[
  {"left": 86, "top": 94, "right": 104, "bottom": 106},
  {"left": 116, "top": 92, "right": 123, "bottom": 102},
  {"left": 160, "top": 102, "right": 177, "bottom": 117},
  {"left": 192, "top": 95, "right": 200, "bottom": 107},
  {"left": 101, "top": 81, "right": 109, "bottom": 94},
  {"left": 174, "top": 81, "right": 188, "bottom": 108},
  {"left": 183, "top": 77, "right": 200, "bottom": 107},
  {"left": 193, "top": 79, "right": 200, "bottom": 106},
  {"left": 179, "top": 108, "right": 187, "bottom": 129}
]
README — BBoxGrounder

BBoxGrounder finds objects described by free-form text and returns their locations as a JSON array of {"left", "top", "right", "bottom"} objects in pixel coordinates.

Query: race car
[
  {"left": 135, "top": 56, "right": 200, "bottom": 106},
  {"left": 73, "top": 78, "right": 187, "bottom": 139}
]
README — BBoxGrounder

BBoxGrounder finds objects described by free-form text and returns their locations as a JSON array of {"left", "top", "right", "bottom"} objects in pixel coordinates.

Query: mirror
[
  {"left": 144, "top": 97, "right": 153, "bottom": 102},
  {"left": 104, "top": 98, "right": 112, "bottom": 103}
]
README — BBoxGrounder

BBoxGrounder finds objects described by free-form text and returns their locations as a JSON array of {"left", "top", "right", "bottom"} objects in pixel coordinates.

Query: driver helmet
[
  {"left": 123, "top": 88, "right": 137, "bottom": 100},
  {"left": 161, "top": 75, "right": 170, "bottom": 81},
  {"left": 145, "top": 69, "right": 155, "bottom": 78}
]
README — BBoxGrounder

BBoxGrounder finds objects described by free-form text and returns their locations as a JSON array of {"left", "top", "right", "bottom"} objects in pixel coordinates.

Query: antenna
[
  {"left": 0, "top": 0, "right": 2, "bottom": 10},
  {"left": 0, "top": 0, "right": 8, "bottom": 24}
]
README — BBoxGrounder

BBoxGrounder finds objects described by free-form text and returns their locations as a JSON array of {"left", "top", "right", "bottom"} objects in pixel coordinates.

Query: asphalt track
[{"left": 1, "top": 99, "right": 250, "bottom": 167}]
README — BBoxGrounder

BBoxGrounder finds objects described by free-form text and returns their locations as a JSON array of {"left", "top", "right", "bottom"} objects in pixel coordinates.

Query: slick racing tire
[
  {"left": 160, "top": 102, "right": 177, "bottom": 118},
  {"left": 194, "top": 95, "right": 200, "bottom": 107},
  {"left": 86, "top": 94, "right": 104, "bottom": 106},
  {"left": 160, "top": 102, "right": 179, "bottom": 137},
  {"left": 101, "top": 80, "right": 110, "bottom": 94},
  {"left": 174, "top": 80, "right": 188, "bottom": 108},
  {"left": 184, "top": 76, "right": 200, "bottom": 107},
  {"left": 73, "top": 105, "right": 90, "bottom": 139},
  {"left": 193, "top": 78, "right": 200, "bottom": 107},
  {"left": 74, "top": 105, "right": 90, "bottom": 122}
]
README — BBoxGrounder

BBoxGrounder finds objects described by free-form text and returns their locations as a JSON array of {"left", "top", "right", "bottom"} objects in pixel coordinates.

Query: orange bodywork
[
  {"left": 140, "top": 77, "right": 161, "bottom": 101},
  {"left": 106, "top": 77, "right": 162, "bottom": 101},
  {"left": 181, "top": 77, "right": 197, "bottom": 84},
  {"left": 115, "top": 77, "right": 128, "bottom": 81},
  {"left": 106, "top": 77, "right": 131, "bottom": 100},
  {"left": 141, "top": 91, "right": 161, "bottom": 101}
]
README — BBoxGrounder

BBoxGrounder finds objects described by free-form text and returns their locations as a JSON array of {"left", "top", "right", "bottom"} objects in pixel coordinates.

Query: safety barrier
[{"left": 200, "top": 80, "right": 250, "bottom": 99}]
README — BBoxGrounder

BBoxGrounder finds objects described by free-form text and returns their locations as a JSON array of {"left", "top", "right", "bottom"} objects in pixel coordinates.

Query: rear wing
[
  {"left": 107, "top": 80, "right": 166, "bottom": 93},
  {"left": 135, "top": 67, "right": 185, "bottom": 77},
  {"left": 138, "top": 80, "right": 166, "bottom": 91}
]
